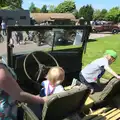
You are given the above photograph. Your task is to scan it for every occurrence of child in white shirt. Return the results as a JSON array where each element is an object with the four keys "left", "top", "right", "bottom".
[
  {"left": 40, "top": 66, "right": 65, "bottom": 96},
  {"left": 30, "top": 67, "right": 65, "bottom": 119}
]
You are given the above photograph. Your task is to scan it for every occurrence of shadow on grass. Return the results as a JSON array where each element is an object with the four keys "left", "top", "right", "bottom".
[{"left": 88, "top": 39, "right": 97, "bottom": 42}]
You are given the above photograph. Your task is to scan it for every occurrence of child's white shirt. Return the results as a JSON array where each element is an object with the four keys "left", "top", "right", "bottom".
[{"left": 41, "top": 80, "right": 64, "bottom": 96}]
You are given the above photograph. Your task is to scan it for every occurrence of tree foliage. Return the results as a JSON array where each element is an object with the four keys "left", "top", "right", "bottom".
[
  {"left": 105, "top": 7, "right": 120, "bottom": 22},
  {"left": 29, "top": 2, "right": 40, "bottom": 13},
  {"left": 55, "top": 0, "right": 76, "bottom": 13},
  {"left": 73, "top": 9, "right": 79, "bottom": 18},
  {"left": 0, "top": 0, "right": 23, "bottom": 9},
  {"left": 93, "top": 9, "right": 101, "bottom": 20},
  {"left": 40, "top": 5, "right": 48, "bottom": 13},
  {"left": 93, "top": 9, "right": 107, "bottom": 20},
  {"left": 48, "top": 5, "right": 56, "bottom": 13},
  {"left": 78, "top": 4, "right": 94, "bottom": 22},
  {"left": 100, "top": 9, "right": 107, "bottom": 19}
]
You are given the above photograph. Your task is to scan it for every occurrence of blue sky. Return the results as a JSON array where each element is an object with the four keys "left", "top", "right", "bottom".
[{"left": 22, "top": 0, "right": 120, "bottom": 10}]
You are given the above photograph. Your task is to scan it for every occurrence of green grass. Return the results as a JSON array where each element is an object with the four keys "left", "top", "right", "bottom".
[
  {"left": 43, "top": 44, "right": 82, "bottom": 51},
  {"left": 82, "top": 34, "right": 120, "bottom": 79}
]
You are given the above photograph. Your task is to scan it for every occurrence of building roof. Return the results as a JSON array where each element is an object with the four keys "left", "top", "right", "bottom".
[{"left": 30, "top": 13, "right": 76, "bottom": 23}]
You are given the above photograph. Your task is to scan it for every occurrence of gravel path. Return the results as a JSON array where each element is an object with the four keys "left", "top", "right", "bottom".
[{"left": 89, "top": 32, "right": 112, "bottom": 39}]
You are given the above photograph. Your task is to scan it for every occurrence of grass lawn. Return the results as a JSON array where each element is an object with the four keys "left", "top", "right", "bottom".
[{"left": 82, "top": 34, "right": 120, "bottom": 79}]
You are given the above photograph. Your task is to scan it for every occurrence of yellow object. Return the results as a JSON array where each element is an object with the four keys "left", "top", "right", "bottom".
[
  {"left": 109, "top": 112, "right": 120, "bottom": 120},
  {"left": 84, "top": 97, "right": 94, "bottom": 106},
  {"left": 82, "top": 107, "right": 120, "bottom": 120},
  {"left": 83, "top": 97, "right": 94, "bottom": 110},
  {"left": 104, "top": 109, "right": 120, "bottom": 119},
  {"left": 64, "top": 86, "right": 73, "bottom": 90}
]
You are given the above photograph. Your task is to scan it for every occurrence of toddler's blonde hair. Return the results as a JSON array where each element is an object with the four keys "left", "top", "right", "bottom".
[{"left": 46, "top": 66, "right": 65, "bottom": 85}]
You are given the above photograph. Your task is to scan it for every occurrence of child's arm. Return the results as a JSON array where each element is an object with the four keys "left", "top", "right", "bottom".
[{"left": 104, "top": 66, "right": 120, "bottom": 79}]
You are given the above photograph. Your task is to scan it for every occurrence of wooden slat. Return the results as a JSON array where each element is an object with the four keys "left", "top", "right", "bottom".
[
  {"left": 101, "top": 108, "right": 117, "bottom": 117},
  {"left": 82, "top": 107, "right": 108, "bottom": 120},
  {"left": 91, "top": 109, "right": 117, "bottom": 120},
  {"left": 90, "top": 107, "right": 108, "bottom": 115},
  {"left": 105, "top": 109, "right": 120, "bottom": 119},
  {"left": 109, "top": 112, "right": 120, "bottom": 120}
]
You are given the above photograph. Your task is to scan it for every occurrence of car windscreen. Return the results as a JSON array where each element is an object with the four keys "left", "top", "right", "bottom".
[
  {"left": 6, "top": 25, "right": 91, "bottom": 67},
  {"left": 9, "top": 27, "right": 86, "bottom": 54}
]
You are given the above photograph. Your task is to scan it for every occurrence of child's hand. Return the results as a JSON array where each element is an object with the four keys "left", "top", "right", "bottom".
[{"left": 90, "top": 89, "right": 94, "bottom": 94}]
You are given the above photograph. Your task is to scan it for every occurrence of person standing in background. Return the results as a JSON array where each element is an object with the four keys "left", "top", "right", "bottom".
[{"left": 1, "top": 20, "right": 6, "bottom": 36}]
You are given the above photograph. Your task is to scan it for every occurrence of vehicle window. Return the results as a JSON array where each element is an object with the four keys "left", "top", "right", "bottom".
[
  {"left": 11, "top": 27, "right": 84, "bottom": 54},
  {"left": 20, "top": 16, "right": 26, "bottom": 20},
  {"left": 7, "top": 18, "right": 14, "bottom": 20}
]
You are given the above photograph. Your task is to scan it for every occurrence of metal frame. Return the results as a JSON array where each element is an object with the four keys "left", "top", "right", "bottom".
[{"left": 7, "top": 25, "right": 91, "bottom": 67}]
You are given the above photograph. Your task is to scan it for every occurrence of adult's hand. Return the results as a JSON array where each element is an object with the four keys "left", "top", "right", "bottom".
[
  {"left": 42, "top": 96, "right": 48, "bottom": 102},
  {"left": 0, "top": 64, "right": 47, "bottom": 104}
]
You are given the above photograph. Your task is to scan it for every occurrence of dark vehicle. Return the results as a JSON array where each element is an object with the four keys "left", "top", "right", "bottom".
[
  {"left": 51, "top": 19, "right": 76, "bottom": 42},
  {"left": 31, "top": 19, "right": 77, "bottom": 46},
  {"left": 92, "top": 22, "right": 120, "bottom": 34},
  {"left": 33, "top": 28, "right": 77, "bottom": 46},
  {"left": 1, "top": 25, "right": 120, "bottom": 120}
]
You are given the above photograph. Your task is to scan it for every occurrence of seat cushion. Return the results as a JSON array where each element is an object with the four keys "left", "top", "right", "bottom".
[
  {"left": 90, "top": 77, "right": 120, "bottom": 104},
  {"left": 42, "top": 85, "right": 90, "bottom": 120}
]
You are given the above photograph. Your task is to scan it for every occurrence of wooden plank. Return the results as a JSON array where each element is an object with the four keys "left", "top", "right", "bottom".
[
  {"left": 86, "top": 108, "right": 117, "bottom": 120},
  {"left": 105, "top": 109, "right": 120, "bottom": 119},
  {"left": 82, "top": 107, "right": 108, "bottom": 120},
  {"left": 109, "top": 112, "right": 120, "bottom": 120}
]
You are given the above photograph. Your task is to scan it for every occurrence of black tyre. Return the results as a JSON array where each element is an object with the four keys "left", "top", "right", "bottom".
[
  {"left": 69, "top": 33, "right": 76, "bottom": 41},
  {"left": 112, "top": 29, "right": 118, "bottom": 34},
  {"left": 92, "top": 29, "right": 98, "bottom": 33}
]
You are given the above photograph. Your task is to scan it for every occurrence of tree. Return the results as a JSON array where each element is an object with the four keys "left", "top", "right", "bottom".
[
  {"left": 29, "top": 2, "right": 40, "bottom": 13},
  {"left": 35, "top": 8, "right": 41, "bottom": 13},
  {"left": 100, "top": 9, "right": 107, "bottom": 20},
  {"left": 105, "top": 7, "right": 120, "bottom": 22},
  {"left": 93, "top": 9, "right": 107, "bottom": 20},
  {"left": 73, "top": 9, "right": 79, "bottom": 19},
  {"left": 48, "top": 5, "right": 56, "bottom": 13},
  {"left": 93, "top": 9, "right": 101, "bottom": 20},
  {"left": 0, "top": 6, "right": 13, "bottom": 10},
  {"left": 0, "top": 0, "right": 23, "bottom": 9},
  {"left": 40, "top": 5, "right": 48, "bottom": 13},
  {"left": 55, "top": 0, "right": 76, "bottom": 13},
  {"left": 29, "top": 2, "right": 36, "bottom": 12},
  {"left": 78, "top": 4, "right": 94, "bottom": 23}
]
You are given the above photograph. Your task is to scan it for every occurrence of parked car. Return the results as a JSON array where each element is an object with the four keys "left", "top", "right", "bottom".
[{"left": 92, "top": 22, "right": 120, "bottom": 34}]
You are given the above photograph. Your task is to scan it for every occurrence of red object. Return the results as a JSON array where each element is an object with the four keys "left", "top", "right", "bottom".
[
  {"left": 94, "top": 78, "right": 97, "bottom": 81},
  {"left": 92, "top": 22, "right": 120, "bottom": 33}
]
